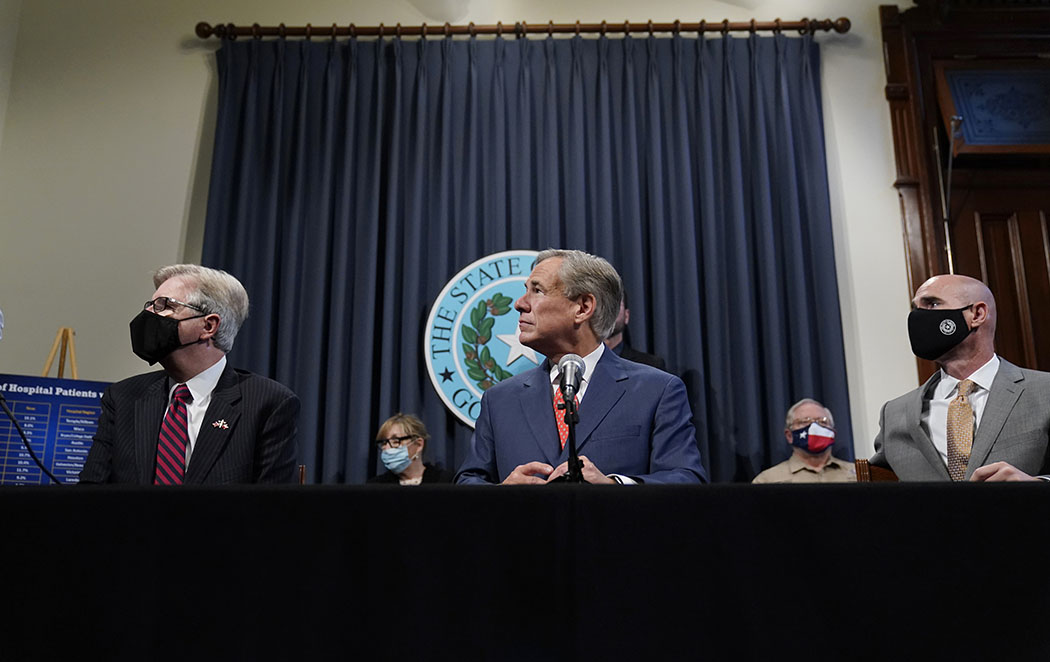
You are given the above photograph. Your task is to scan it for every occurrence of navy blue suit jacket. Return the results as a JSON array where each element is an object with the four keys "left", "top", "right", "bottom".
[{"left": 455, "top": 349, "right": 707, "bottom": 484}]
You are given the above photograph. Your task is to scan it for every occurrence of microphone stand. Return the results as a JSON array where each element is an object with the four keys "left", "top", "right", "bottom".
[{"left": 549, "top": 390, "right": 586, "bottom": 484}]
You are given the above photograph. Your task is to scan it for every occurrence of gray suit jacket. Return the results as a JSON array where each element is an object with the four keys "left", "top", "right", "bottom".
[{"left": 871, "top": 358, "right": 1050, "bottom": 480}]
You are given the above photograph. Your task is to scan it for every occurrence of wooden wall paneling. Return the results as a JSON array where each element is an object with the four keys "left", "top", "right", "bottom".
[
  {"left": 881, "top": 5, "right": 941, "bottom": 296},
  {"left": 949, "top": 171, "right": 1050, "bottom": 371},
  {"left": 1038, "top": 211, "right": 1050, "bottom": 368},
  {"left": 980, "top": 211, "right": 1032, "bottom": 367},
  {"left": 881, "top": 0, "right": 1050, "bottom": 376}
]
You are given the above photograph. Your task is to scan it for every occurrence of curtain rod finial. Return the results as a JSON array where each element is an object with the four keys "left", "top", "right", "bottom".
[
  {"left": 195, "top": 22, "right": 213, "bottom": 39},
  {"left": 834, "top": 17, "right": 851, "bottom": 33}
]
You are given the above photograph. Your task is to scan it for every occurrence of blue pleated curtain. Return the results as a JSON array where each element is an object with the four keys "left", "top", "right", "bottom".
[{"left": 202, "top": 33, "right": 853, "bottom": 483}]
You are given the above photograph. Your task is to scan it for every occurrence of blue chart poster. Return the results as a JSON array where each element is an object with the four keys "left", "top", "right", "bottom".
[{"left": 0, "top": 373, "right": 110, "bottom": 485}]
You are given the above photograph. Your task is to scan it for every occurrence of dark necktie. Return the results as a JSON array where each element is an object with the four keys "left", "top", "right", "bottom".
[{"left": 155, "top": 384, "right": 192, "bottom": 485}]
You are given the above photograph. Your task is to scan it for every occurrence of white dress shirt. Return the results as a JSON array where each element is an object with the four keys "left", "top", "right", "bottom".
[
  {"left": 547, "top": 342, "right": 605, "bottom": 403},
  {"left": 921, "top": 354, "right": 1000, "bottom": 467},
  {"left": 166, "top": 355, "right": 227, "bottom": 468}
]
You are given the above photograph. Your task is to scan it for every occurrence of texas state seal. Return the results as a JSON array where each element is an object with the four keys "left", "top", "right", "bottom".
[{"left": 424, "top": 250, "right": 543, "bottom": 428}]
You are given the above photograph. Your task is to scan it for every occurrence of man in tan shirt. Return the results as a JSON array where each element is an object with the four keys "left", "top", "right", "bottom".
[{"left": 752, "top": 398, "right": 855, "bottom": 484}]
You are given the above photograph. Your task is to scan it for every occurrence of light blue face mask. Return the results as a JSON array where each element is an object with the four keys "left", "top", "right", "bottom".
[{"left": 381, "top": 445, "right": 416, "bottom": 474}]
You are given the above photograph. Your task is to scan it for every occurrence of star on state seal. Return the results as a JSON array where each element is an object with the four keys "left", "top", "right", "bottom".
[{"left": 424, "top": 250, "right": 543, "bottom": 428}]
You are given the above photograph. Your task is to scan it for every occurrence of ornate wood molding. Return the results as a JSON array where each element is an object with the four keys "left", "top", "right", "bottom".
[{"left": 880, "top": 1, "right": 1050, "bottom": 378}]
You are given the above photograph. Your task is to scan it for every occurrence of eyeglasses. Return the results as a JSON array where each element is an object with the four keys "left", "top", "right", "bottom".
[
  {"left": 790, "top": 416, "right": 833, "bottom": 430},
  {"left": 375, "top": 435, "right": 416, "bottom": 450},
  {"left": 144, "top": 296, "right": 207, "bottom": 314}
]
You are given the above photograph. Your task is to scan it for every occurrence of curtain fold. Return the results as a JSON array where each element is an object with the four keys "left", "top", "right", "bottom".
[{"left": 203, "top": 34, "right": 853, "bottom": 483}]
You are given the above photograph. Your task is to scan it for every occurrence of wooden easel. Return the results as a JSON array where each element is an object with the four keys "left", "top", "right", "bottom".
[{"left": 42, "top": 327, "right": 78, "bottom": 379}]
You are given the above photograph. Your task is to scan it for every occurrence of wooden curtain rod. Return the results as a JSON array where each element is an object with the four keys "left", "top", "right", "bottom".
[{"left": 195, "top": 18, "right": 851, "bottom": 41}]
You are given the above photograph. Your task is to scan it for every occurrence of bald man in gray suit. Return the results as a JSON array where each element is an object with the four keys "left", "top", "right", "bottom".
[{"left": 871, "top": 274, "right": 1050, "bottom": 481}]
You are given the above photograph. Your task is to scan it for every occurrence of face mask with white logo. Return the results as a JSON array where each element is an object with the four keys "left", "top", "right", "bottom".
[{"left": 907, "top": 305, "right": 972, "bottom": 361}]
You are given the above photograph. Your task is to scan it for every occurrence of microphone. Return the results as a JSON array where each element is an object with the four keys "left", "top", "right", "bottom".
[
  {"left": 549, "top": 353, "right": 586, "bottom": 484},
  {"left": 557, "top": 354, "right": 585, "bottom": 399}
]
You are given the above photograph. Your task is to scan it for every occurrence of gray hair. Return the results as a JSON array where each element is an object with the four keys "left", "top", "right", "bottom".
[
  {"left": 784, "top": 398, "right": 835, "bottom": 429},
  {"left": 534, "top": 249, "right": 623, "bottom": 341},
  {"left": 153, "top": 264, "right": 249, "bottom": 353}
]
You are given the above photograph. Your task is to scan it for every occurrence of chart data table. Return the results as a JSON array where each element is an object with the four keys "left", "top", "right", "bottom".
[{"left": 0, "top": 373, "right": 110, "bottom": 485}]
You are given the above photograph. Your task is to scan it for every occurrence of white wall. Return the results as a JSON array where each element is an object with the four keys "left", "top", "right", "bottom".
[
  {"left": 0, "top": 0, "right": 22, "bottom": 154},
  {"left": 0, "top": 0, "right": 918, "bottom": 459}
]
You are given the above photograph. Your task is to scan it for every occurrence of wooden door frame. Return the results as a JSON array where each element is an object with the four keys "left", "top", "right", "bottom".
[{"left": 879, "top": 0, "right": 1050, "bottom": 379}]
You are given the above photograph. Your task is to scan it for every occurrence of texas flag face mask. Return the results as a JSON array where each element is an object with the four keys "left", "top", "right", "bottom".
[{"left": 789, "top": 422, "right": 836, "bottom": 455}]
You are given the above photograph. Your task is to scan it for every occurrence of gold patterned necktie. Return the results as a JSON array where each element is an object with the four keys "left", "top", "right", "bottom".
[{"left": 947, "top": 379, "right": 976, "bottom": 481}]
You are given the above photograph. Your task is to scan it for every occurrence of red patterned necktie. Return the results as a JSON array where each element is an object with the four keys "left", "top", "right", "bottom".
[
  {"left": 553, "top": 388, "right": 579, "bottom": 450},
  {"left": 155, "top": 384, "right": 192, "bottom": 485}
]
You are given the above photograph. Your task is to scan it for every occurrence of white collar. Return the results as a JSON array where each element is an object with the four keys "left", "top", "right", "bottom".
[
  {"left": 935, "top": 354, "right": 999, "bottom": 398},
  {"left": 171, "top": 355, "right": 226, "bottom": 401},
  {"left": 548, "top": 343, "right": 605, "bottom": 401}
]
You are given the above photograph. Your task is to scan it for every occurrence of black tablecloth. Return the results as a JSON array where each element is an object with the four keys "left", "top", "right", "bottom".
[{"left": 4, "top": 484, "right": 1049, "bottom": 660}]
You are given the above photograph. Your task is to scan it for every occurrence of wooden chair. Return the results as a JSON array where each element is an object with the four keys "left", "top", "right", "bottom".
[{"left": 855, "top": 458, "right": 899, "bottom": 482}]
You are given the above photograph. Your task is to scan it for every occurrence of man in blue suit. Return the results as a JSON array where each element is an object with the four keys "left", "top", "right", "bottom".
[{"left": 455, "top": 249, "right": 707, "bottom": 485}]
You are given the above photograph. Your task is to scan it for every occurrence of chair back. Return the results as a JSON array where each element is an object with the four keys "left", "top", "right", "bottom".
[{"left": 855, "top": 458, "right": 899, "bottom": 482}]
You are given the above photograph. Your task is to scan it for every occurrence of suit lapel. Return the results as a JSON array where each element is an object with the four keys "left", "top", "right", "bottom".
[
  {"left": 967, "top": 359, "right": 1024, "bottom": 476},
  {"left": 134, "top": 374, "right": 169, "bottom": 484},
  {"left": 184, "top": 365, "right": 241, "bottom": 485},
  {"left": 519, "top": 363, "right": 562, "bottom": 466},
  {"left": 908, "top": 373, "right": 951, "bottom": 481},
  {"left": 564, "top": 351, "right": 627, "bottom": 460}
]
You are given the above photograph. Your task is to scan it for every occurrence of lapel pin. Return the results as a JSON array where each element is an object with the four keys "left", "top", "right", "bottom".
[{"left": 212, "top": 419, "right": 229, "bottom": 430}]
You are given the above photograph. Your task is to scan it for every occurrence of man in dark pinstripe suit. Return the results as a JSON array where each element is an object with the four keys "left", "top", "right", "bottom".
[{"left": 79, "top": 265, "right": 299, "bottom": 485}]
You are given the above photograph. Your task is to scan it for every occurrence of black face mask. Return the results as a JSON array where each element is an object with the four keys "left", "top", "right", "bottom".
[
  {"left": 129, "top": 310, "right": 205, "bottom": 365},
  {"left": 907, "top": 305, "right": 972, "bottom": 361}
]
